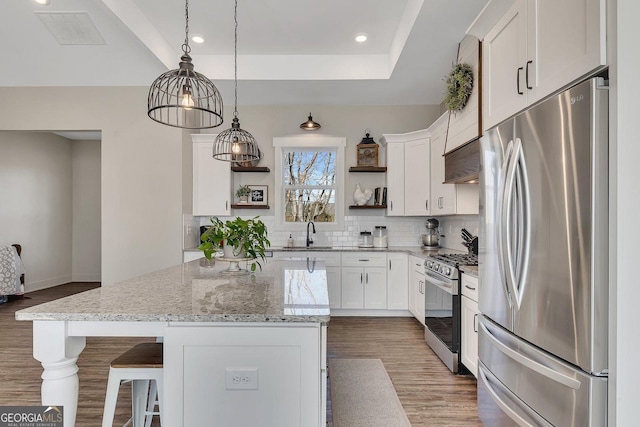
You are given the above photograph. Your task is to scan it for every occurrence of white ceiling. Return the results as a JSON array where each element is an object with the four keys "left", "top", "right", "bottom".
[{"left": 0, "top": 0, "right": 488, "bottom": 105}]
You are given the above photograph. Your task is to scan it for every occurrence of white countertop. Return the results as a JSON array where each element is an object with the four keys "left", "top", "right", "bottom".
[{"left": 16, "top": 259, "right": 330, "bottom": 324}]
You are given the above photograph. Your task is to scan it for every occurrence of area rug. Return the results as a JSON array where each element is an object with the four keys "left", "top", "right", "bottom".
[{"left": 329, "top": 358, "right": 411, "bottom": 427}]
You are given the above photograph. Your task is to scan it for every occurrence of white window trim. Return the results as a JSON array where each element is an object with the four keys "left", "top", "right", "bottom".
[{"left": 273, "top": 135, "right": 346, "bottom": 231}]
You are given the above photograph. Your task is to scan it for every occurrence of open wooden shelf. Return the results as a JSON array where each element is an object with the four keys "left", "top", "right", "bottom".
[
  {"left": 348, "top": 166, "right": 387, "bottom": 173},
  {"left": 231, "top": 204, "right": 270, "bottom": 209},
  {"left": 231, "top": 166, "right": 271, "bottom": 172},
  {"left": 348, "top": 205, "right": 387, "bottom": 209}
]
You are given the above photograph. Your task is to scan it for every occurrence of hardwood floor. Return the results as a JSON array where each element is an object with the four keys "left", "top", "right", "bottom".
[
  {"left": 1, "top": 284, "right": 482, "bottom": 426},
  {"left": 327, "top": 317, "right": 482, "bottom": 427},
  {"left": 0, "top": 283, "right": 157, "bottom": 426}
]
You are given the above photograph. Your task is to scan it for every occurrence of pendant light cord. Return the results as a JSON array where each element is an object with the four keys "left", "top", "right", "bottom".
[
  {"left": 182, "top": 0, "right": 191, "bottom": 55},
  {"left": 233, "top": 0, "right": 238, "bottom": 118}
]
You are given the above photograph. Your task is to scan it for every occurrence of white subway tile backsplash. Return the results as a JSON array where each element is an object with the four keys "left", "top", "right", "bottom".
[{"left": 192, "top": 214, "right": 479, "bottom": 250}]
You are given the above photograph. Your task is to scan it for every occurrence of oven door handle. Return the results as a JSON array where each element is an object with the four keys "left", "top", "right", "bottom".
[{"left": 424, "top": 270, "right": 455, "bottom": 293}]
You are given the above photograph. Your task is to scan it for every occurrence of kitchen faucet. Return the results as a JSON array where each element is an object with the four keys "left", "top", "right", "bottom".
[{"left": 306, "top": 221, "right": 316, "bottom": 247}]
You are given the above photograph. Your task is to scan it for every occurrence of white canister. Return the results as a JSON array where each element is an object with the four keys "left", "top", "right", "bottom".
[{"left": 373, "top": 226, "right": 388, "bottom": 248}]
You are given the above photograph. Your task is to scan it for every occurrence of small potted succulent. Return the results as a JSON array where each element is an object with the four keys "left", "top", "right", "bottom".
[
  {"left": 198, "top": 216, "right": 270, "bottom": 271},
  {"left": 236, "top": 185, "right": 252, "bottom": 204}
]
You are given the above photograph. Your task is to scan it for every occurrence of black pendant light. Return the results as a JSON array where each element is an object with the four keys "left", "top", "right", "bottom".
[
  {"left": 212, "top": 0, "right": 261, "bottom": 162},
  {"left": 300, "top": 113, "right": 321, "bottom": 131},
  {"left": 147, "top": 0, "right": 223, "bottom": 129}
]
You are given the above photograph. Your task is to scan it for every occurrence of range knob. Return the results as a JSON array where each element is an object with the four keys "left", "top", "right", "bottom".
[
  {"left": 433, "top": 263, "right": 440, "bottom": 271},
  {"left": 444, "top": 267, "right": 452, "bottom": 275}
]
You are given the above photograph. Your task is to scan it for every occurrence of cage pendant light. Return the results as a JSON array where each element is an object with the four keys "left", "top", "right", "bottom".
[
  {"left": 212, "top": 0, "right": 261, "bottom": 162},
  {"left": 147, "top": 0, "right": 223, "bottom": 129}
]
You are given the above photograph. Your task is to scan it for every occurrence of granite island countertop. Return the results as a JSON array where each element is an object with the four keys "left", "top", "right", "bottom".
[{"left": 16, "top": 259, "right": 330, "bottom": 324}]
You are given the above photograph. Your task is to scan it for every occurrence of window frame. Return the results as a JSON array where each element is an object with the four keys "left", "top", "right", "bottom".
[{"left": 273, "top": 136, "right": 346, "bottom": 231}]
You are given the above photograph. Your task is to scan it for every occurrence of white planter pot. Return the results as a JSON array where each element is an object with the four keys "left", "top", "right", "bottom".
[{"left": 223, "top": 244, "right": 247, "bottom": 259}]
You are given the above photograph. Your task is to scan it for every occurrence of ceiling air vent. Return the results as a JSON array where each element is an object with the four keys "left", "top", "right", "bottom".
[{"left": 36, "top": 12, "right": 106, "bottom": 45}]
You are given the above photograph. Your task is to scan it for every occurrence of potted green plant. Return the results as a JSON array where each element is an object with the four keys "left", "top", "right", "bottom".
[
  {"left": 236, "top": 185, "right": 252, "bottom": 204},
  {"left": 198, "top": 216, "right": 270, "bottom": 271}
]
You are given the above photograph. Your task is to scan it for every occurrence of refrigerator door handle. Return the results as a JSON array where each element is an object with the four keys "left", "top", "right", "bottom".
[
  {"left": 480, "top": 320, "right": 581, "bottom": 390},
  {"left": 497, "top": 140, "right": 515, "bottom": 306},
  {"left": 502, "top": 138, "right": 531, "bottom": 310},
  {"left": 478, "top": 364, "right": 553, "bottom": 427}
]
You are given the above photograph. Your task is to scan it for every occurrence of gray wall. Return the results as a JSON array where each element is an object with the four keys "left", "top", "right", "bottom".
[
  {"left": 0, "top": 131, "right": 100, "bottom": 289},
  {"left": 71, "top": 139, "right": 101, "bottom": 282},
  {"left": 0, "top": 87, "right": 182, "bottom": 285}
]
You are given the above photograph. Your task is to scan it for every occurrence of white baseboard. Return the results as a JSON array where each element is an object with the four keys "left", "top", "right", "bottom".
[
  {"left": 72, "top": 274, "right": 101, "bottom": 282},
  {"left": 330, "top": 309, "right": 413, "bottom": 317},
  {"left": 26, "top": 275, "right": 73, "bottom": 292}
]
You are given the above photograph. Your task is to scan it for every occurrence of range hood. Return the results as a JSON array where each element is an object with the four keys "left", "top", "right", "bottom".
[
  {"left": 444, "top": 138, "right": 479, "bottom": 184},
  {"left": 442, "top": 34, "right": 481, "bottom": 184}
]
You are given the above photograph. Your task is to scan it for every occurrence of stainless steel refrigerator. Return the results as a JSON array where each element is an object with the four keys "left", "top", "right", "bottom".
[{"left": 478, "top": 77, "right": 609, "bottom": 426}]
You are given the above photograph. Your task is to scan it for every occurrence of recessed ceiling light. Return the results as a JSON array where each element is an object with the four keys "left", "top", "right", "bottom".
[
  {"left": 355, "top": 33, "right": 368, "bottom": 43},
  {"left": 34, "top": 0, "right": 50, "bottom": 4},
  {"left": 191, "top": 35, "right": 205, "bottom": 44}
]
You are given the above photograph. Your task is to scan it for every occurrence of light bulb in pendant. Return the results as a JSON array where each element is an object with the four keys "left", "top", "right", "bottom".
[
  {"left": 181, "top": 85, "right": 194, "bottom": 110},
  {"left": 231, "top": 136, "right": 241, "bottom": 154}
]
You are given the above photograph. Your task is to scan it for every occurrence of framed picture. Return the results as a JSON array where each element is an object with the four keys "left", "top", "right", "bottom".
[
  {"left": 357, "top": 143, "right": 379, "bottom": 166},
  {"left": 248, "top": 185, "right": 268, "bottom": 205}
]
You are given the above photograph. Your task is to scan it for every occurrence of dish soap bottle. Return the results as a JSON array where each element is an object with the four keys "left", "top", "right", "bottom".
[{"left": 287, "top": 234, "right": 295, "bottom": 248}]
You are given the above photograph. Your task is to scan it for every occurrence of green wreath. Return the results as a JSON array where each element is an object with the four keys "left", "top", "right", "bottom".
[{"left": 444, "top": 63, "right": 474, "bottom": 112}]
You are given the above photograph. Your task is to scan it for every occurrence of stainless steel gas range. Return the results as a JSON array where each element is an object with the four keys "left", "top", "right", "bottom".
[{"left": 423, "top": 252, "right": 478, "bottom": 373}]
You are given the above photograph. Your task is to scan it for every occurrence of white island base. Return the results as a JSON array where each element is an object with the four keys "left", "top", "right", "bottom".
[
  {"left": 18, "top": 259, "right": 330, "bottom": 427},
  {"left": 165, "top": 323, "right": 326, "bottom": 426}
]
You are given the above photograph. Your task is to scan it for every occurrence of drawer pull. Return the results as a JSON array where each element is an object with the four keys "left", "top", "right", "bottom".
[
  {"left": 465, "top": 284, "right": 476, "bottom": 291},
  {"left": 358, "top": 259, "right": 370, "bottom": 262}
]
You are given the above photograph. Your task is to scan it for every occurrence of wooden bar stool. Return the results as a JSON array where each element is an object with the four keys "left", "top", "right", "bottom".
[{"left": 102, "top": 343, "right": 163, "bottom": 427}]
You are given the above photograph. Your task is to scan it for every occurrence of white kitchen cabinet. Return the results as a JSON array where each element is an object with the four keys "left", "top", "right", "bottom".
[
  {"left": 385, "top": 142, "right": 405, "bottom": 216},
  {"left": 482, "top": 0, "right": 528, "bottom": 130},
  {"left": 382, "top": 129, "right": 430, "bottom": 217},
  {"left": 272, "top": 252, "right": 341, "bottom": 309},
  {"left": 409, "top": 256, "right": 426, "bottom": 326},
  {"left": 341, "top": 267, "right": 365, "bottom": 309},
  {"left": 461, "top": 273, "right": 479, "bottom": 377},
  {"left": 192, "top": 134, "right": 231, "bottom": 216},
  {"left": 483, "top": 0, "right": 606, "bottom": 130},
  {"left": 387, "top": 253, "right": 408, "bottom": 310},
  {"left": 404, "top": 138, "right": 430, "bottom": 216},
  {"left": 341, "top": 253, "right": 387, "bottom": 310},
  {"left": 429, "top": 113, "right": 480, "bottom": 216}
]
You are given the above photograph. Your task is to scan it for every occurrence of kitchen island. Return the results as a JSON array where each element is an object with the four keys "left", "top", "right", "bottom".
[{"left": 16, "top": 258, "right": 330, "bottom": 427}]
